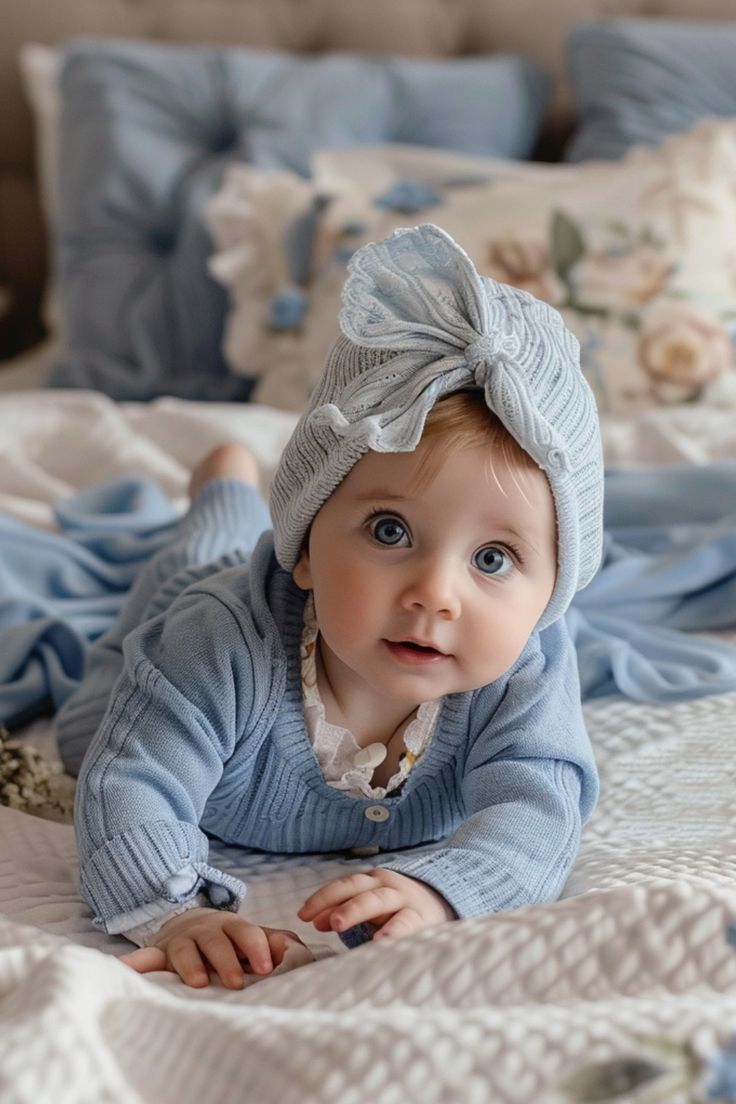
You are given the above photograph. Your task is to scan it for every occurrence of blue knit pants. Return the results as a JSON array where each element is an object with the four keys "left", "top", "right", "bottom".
[{"left": 55, "top": 480, "right": 270, "bottom": 775}]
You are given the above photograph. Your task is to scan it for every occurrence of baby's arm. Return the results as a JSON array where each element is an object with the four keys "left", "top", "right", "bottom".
[
  {"left": 377, "top": 619, "right": 598, "bottom": 925},
  {"left": 74, "top": 575, "right": 273, "bottom": 938},
  {"left": 300, "top": 619, "right": 598, "bottom": 944}
]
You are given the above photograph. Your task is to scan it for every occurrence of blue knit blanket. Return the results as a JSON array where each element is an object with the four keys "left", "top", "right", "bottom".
[{"left": 2, "top": 464, "right": 736, "bottom": 728}]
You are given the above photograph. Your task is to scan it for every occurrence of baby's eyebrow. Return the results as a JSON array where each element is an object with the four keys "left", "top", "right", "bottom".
[
  {"left": 494, "top": 525, "right": 534, "bottom": 548},
  {"left": 479, "top": 521, "right": 545, "bottom": 557},
  {"left": 354, "top": 490, "right": 408, "bottom": 502}
]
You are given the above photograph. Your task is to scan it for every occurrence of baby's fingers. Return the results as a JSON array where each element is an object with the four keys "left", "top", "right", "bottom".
[
  {"left": 167, "top": 936, "right": 212, "bottom": 988},
  {"left": 325, "top": 886, "right": 404, "bottom": 934},
  {"left": 373, "top": 908, "right": 423, "bottom": 941},
  {"left": 119, "top": 946, "right": 169, "bottom": 974},
  {"left": 307, "top": 906, "right": 341, "bottom": 933},
  {"left": 265, "top": 928, "right": 305, "bottom": 967},
  {"left": 226, "top": 922, "right": 274, "bottom": 978},
  {"left": 298, "top": 873, "right": 378, "bottom": 921}
]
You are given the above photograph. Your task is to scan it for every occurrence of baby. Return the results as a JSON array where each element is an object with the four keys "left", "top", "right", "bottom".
[{"left": 58, "top": 224, "right": 603, "bottom": 989}]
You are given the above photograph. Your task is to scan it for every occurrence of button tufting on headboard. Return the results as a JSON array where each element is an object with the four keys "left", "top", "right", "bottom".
[
  {"left": 208, "top": 126, "right": 238, "bottom": 156},
  {"left": 147, "top": 228, "right": 177, "bottom": 255},
  {"left": 52, "top": 38, "right": 548, "bottom": 398}
]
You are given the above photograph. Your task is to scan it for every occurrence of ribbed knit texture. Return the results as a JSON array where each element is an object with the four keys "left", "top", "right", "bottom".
[
  {"left": 270, "top": 224, "right": 604, "bottom": 629},
  {"left": 73, "top": 526, "right": 599, "bottom": 942}
]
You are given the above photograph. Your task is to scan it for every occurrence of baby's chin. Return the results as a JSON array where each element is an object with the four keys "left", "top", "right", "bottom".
[
  {"left": 369, "top": 666, "right": 510, "bottom": 704},
  {"left": 436, "top": 663, "right": 519, "bottom": 697}
]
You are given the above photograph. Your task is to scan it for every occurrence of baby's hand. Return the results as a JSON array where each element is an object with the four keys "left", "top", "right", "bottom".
[
  {"left": 119, "top": 908, "right": 307, "bottom": 989},
  {"left": 298, "top": 868, "right": 456, "bottom": 942}
]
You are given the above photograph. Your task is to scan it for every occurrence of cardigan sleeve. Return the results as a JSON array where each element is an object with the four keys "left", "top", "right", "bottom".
[
  {"left": 74, "top": 579, "right": 274, "bottom": 932},
  {"left": 378, "top": 618, "right": 599, "bottom": 923}
]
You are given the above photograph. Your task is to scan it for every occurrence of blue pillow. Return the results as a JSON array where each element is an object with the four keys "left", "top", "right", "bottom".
[
  {"left": 566, "top": 18, "right": 736, "bottom": 163},
  {"left": 52, "top": 38, "right": 549, "bottom": 401}
]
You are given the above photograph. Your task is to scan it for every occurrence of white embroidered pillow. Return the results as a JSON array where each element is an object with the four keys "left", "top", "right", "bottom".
[{"left": 207, "top": 123, "right": 736, "bottom": 414}]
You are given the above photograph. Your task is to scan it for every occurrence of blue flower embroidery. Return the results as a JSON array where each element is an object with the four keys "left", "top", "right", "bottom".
[
  {"left": 706, "top": 1038, "right": 736, "bottom": 1100},
  {"left": 334, "top": 246, "right": 358, "bottom": 266},
  {"left": 374, "top": 179, "right": 442, "bottom": 214},
  {"left": 268, "top": 287, "right": 307, "bottom": 331},
  {"left": 341, "top": 220, "right": 367, "bottom": 236}
]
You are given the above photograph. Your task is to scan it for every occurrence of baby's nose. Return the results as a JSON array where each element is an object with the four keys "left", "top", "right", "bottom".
[{"left": 400, "top": 558, "right": 462, "bottom": 619}]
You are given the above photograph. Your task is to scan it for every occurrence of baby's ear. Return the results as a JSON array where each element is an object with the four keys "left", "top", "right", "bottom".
[{"left": 292, "top": 547, "right": 313, "bottom": 591}]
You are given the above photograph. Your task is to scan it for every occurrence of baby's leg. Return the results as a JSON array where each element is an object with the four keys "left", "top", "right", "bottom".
[
  {"left": 56, "top": 444, "right": 270, "bottom": 775},
  {"left": 188, "top": 441, "right": 260, "bottom": 496}
]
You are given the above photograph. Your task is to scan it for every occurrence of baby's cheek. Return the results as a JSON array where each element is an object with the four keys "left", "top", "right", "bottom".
[
  {"left": 318, "top": 569, "right": 377, "bottom": 639},
  {"left": 337, "top": 584, "right": 379, "bottom": 634},
  {"left": 333, "top": 564, "right": 377, "bottom": 611},
  {"left": 473, "top": 611, "right": 533, "bottom": 682}
]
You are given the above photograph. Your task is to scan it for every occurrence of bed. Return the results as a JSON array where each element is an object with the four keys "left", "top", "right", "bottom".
[{"left": 3, "top": 3, "right": 736, "bottom": 1103}]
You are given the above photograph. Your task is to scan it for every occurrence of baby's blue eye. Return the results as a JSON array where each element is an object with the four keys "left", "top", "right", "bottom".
[
  {"left": 371, "top": 516, "right": 407, "bottom": 546},
  {"left": 473, "top": 546, "right": 508, "bottom": 575}
]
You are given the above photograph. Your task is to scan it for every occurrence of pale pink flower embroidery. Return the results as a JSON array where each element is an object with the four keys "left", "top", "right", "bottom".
[
  {"left": 483, "top": 239, "right": 565, "bottom": 306},
  {"left": 638, "top": 301, "right": 733, "bottom": 402}
]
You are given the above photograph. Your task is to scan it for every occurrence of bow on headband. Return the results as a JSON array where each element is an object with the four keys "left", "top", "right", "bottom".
[{"left": 308, "top": 224, "right": 570, "bottom": 472}]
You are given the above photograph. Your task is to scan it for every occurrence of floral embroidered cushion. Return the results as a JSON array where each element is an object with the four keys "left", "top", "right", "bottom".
[{"left": 206, "top": 122, "right": 736, "bottom": 415}]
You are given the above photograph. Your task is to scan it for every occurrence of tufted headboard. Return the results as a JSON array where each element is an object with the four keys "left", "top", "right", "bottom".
[{"left": 2, "top": 0, "right": 735, "bottom": 359}]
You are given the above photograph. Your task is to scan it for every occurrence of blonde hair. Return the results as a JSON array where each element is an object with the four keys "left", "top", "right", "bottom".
[{"left": 413, "top": 390, "right": 541, "bottom": 499}]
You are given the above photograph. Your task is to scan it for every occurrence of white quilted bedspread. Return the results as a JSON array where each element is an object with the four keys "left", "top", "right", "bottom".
[
  {"left": 2, "top": 390, "right": 736, "bottom": 1102},
  {"left": 3, "top": 692, "right": 736, "bottom": 1104}
]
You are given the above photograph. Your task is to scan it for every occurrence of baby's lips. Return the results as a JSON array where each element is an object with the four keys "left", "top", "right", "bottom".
[
  {"left": 386, "top": 636, "right": 447, "bottom": 654},
  {"left": 384, "top": 639, "right": 451, "bottom": 663}
]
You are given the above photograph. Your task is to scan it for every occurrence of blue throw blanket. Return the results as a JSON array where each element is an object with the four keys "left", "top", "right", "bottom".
[
  {"left": 0, "top": 480, "right": 177, "bottom": 727},
  {"left": 570, "top": 464, "right": 736, "bottom": 700},
  {"left": 2, "top": 464, "right": 736, "bottom": 728}
]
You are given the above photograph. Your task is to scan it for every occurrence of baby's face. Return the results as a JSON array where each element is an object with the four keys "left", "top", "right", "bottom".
[{"left": 292, "top": 439, "right": 557, "bottom": 711}]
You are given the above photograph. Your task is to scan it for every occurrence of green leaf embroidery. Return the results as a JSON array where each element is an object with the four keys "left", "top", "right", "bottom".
[
  {"left": 551, "top": 211, "right": 586, "bottom": 280},
  {"left": 638, "top": 226, "right": 665, "bottom": 250},
  {"left": 606, "top": 220, "right": 630, "bottom": 240},
  {"left": 563, "top": 1057, "right": 666, "bottom": 1102}
]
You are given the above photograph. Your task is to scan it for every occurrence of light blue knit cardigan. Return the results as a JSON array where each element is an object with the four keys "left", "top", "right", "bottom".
[{"left": 74, "top": 528, "right": 598, "bottom": 947}]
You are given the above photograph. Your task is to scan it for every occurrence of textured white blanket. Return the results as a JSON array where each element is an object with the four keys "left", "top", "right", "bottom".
[
  {"left": 3, "top": 692, "right": 736, "bottom": 1103},
  {"left": 2, "top": 389, "right": 736, "bottom": 1103}
]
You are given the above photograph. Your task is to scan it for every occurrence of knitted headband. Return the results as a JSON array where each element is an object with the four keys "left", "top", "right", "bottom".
[{"left": 270, "top": 224, "right": 603, "bottom": 628}]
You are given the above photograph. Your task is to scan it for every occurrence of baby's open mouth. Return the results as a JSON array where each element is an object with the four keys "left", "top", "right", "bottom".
[{"left": 384, "top": 639, "right": 449, "bottom": 664}]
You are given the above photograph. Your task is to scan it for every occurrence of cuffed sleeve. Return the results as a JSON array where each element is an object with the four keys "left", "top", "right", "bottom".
[{"left": 80, "top": 821, "right": 246, "bottom": 933}]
